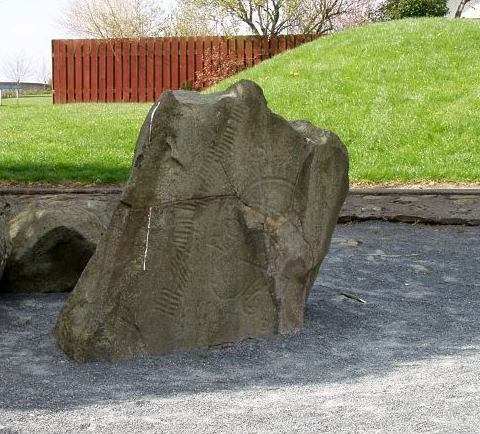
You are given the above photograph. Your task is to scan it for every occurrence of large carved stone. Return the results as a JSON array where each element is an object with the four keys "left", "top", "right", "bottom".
[
  {"left": 54, "top": 80, "right": 349, "bottom": 362},
  {"left": 1, "top": 198, "right": 113, "bottom": 293}
]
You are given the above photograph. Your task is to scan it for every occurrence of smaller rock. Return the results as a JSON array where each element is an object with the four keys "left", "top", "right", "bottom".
[
  {"left": 410, "top": 264, "right": 432, "bottom": 275},
  {"left": 332, "top": 237, "right": 363, "bottom": 247},
  {"left": 1, "top": 197, "right": 114, "bottom": 293}
]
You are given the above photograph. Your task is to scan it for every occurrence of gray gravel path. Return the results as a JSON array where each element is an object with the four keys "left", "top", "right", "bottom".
[{"left": 1, "top": 222, "right": 479, "bottom": 433}]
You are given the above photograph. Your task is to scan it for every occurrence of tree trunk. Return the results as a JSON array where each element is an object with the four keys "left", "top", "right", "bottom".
[{"left": 455, "top": 0, "right": 472, "bottom": 18}]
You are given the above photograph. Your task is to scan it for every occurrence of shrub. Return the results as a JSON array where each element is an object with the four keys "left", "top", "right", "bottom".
[
  {"left": 374, "top": 0, "right": 448, "bottom": 20},
  {"left": 193, "top": 45, "right": 246, "bottom": 90}
]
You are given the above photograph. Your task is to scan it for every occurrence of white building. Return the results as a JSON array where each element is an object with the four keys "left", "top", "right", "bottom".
[{"left": 448, "top": 0, "right": 480, "bottom": 18}]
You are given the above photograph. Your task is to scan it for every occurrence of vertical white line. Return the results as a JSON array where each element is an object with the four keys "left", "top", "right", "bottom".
[
  {"left": 143, "top": 207, "right": 153, "bottom": 271},
  {"left": 148, "top": 101, "right": 161, "bottom": 144}
]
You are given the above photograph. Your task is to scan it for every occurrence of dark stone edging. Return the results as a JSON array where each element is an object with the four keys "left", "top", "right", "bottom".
[
  {"left": 350, "top": 188, "right": 480, "bottom": 196},
  {"left": 1, "top": 187, "right": 479, "bottom": 196},
  {"left": 1, "top": 187, "right": 479, "bottom": 226},
  {"left": 338, "top": 215, "right": 480, "bottom": 226},
  {"left": 0, "top": 187, "right": 124, "bottom": 195},
  {"left": 341, "top": 189, "right": 480, "bottom": 226}
]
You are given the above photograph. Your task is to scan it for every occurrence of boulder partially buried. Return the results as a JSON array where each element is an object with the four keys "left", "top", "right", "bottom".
[
  {"left": 54, "top": 80, "right": 349, "bottom": 362},
  {"left": 1, "top": 198, "right": 113, "bottom": 293}
]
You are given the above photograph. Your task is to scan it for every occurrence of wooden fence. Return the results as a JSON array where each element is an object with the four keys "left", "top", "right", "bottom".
[{"left": 52, "top": 35, "right": 317, "bottom": 104}]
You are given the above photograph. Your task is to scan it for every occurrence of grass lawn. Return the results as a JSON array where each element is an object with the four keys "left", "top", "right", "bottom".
[
  {"left": 1, "top": 18, "right": 479, "bottom": 183},
  {"left": 0, "top": 95, "right": 149, "bottom": 183}
]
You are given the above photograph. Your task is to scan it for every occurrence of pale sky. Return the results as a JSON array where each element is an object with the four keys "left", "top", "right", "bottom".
[
  {"left": 0, "top": 0, "right": 71, "bottom": 82},
  {"left": 0, "top": 0, "right": 175, "bottom": 82}
]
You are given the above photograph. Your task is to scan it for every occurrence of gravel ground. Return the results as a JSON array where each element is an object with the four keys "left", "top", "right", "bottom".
[{"left": 1, "top": 221, "right": 479, "bottom": 433}]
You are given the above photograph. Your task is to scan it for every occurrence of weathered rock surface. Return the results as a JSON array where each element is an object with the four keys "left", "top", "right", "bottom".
[
  {"left": 1, "top": 197, "right": 113, "bottom": 293},
  {"left": 0, "top": 201, "right": 11, "bottom": 280},
  {"left": 54, "top": 80, "right": 349, "bottom": 362}
]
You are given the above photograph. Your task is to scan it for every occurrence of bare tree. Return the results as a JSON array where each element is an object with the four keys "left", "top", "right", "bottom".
[
  {"left": 334, "top": 0, "right": 376, "bottom": 30},
  {"left": 455, "top": 0, "right": 472, "bottom": 17},
  {"left": 184, "top": 0, "right": 304, "bottom": 36},
  {"left": 291, "top": 0, "right": 353, "bottom": 35},
  {"left": 165, "top": 0, "right": 239, "bottom": 36},
  {"left": 59, "top": 0, "right": 167, "bottom": 38},
  {"left": 177, "top": 0, "right": 368, "bottom": 37},
  {"left": 37, "top": 58, "right": 51, "bottom": 86},
  {"left": 2, "top": 52, "right": 32, "bottom": 83}
]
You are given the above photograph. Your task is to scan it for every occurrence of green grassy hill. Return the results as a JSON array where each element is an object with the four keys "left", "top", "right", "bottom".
[
  {"left": 1, "top": 18, "right": 478, "bottom": 183},
  {"left": 212, "top": 18, "right": 480, "bottom": 182}
]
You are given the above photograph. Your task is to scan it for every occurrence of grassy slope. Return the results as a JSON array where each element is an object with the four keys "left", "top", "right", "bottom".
[
  {"left": 0, "top": 18, "right": 478, "bottom": 183},
  {"left": 212, "top": 18, "right": 480, "bottom": 182}
]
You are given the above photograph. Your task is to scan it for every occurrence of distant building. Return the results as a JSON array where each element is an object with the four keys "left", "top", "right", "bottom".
[
  {"left": 0, "top": 81, "right": 49, "bottom": 90},
  {"left": 448, "top": 0, "right": 480, "bottom": 18}
]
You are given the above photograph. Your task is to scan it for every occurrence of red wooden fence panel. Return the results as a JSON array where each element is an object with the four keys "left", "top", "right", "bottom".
[
  {"left": 52, "top": 34, "right": 317, "bottom": 103},
  {"left": 195, "top": 37, "right": 204, "bottom": 89},
  {"left": 269, "top": 37, "right": 277, "bottom": 58},
  {"left": 154, "top": 39, "right": 163, "bottom": 99},
  {"left": 52, "top": 40, "right": 66, "bottom": 103},
  {"left": 187, "top": 36, "right": 195, "bottom": 88},
  {"left": 287, "top": 35, "right": 295, "bottom": 50},
  {"left": 74, "top": 40, "right": 82, "bottom": 102},
  {"left": 66, "top": 40, "right": 74, "bottom": 103},
  {"left": 278, "top": 35, "right": 286, "bottom": 54},
  {"left": 296, "top": 34, "right": 304, "bottom": 46},
  {"left": 202, "top": 37, "right": 211, "bottom": 88},
  {"left": 91, "top": 41, "right": 98, "bottom": 102},
  {"left": 179, "top": 37, "right": 187, "bottom": 89},
  {"left": 237, "top": 37, "right": 244, "bottom": 72},
  {"left": 83, "top": 40, "right": 91, "bottom": 102},
  {"left": 171, "top": 37, "right": 179, "bottom": 90},
  {"left": 138, "top": 40, "right": 146, "bottom": 103},
  {"left": 219, "top": 37, "right": 227, "bottom": 63},
  {"left": 163, "top": 38, "right": 171, "bottom": 91},
  {"left": 98, "top": 42, "right": 106, "bottom": 102},
  {"left": 114, "top": 40, "right": 122, "bottom": 103},
  {"left": 122, "top": 40, "right": 130, "bottom": 102},
  {"left": 253, "top": 37, "right": 261, "bottom": 65},
  {"left": 227, "top": 37, "right": 235, "bottom": 67},
  {"left": 261, "top": 37, "right": 269, "bottom": 61},
  {"left": 212, "top": 36, "right": 220, "bottom": 74},
  {"left": 245, "top": 37, "right": 253, "bottom": 68},
  {"left": 147, "top": 39, "right": 155, "bottom": 101},
  {"left": 130, "top": 41, "right": 138, "bottom": 102},
  {"left": 106, "top": 42, "right": 114, "bottom": 102}
]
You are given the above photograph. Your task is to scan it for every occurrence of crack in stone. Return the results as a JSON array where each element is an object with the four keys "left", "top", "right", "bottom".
[
  {"left": 136, "top": 194, "right": 239, "bottom": 210},
  {"left": 119, "top": 199, "right": 132, "bottom": 208}
]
